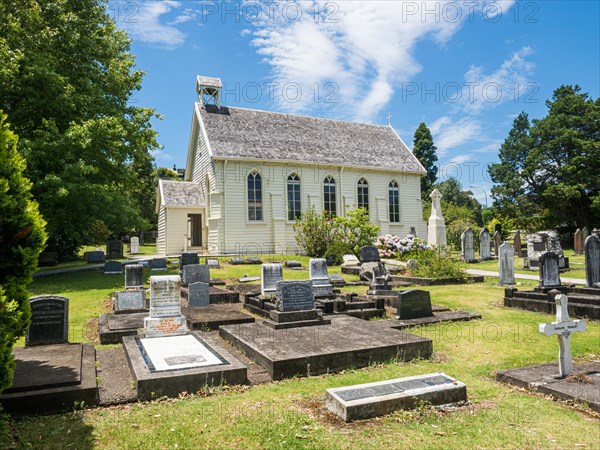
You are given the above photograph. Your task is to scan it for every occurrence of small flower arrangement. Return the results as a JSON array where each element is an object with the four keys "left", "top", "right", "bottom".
[{"left": 374, "top": 234, "right": 428, "bottom": 259}]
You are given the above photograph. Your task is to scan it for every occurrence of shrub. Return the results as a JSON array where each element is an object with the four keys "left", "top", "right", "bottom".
[
  {"left": 293, "top": 208, "right": 334, "bottom": 257},
  {"left": 0, "top": 113, "right": 47, "bottom": 393},
  {"left": 375, "top": 234, "right": 428, "bottom": 259},
  {"left": 324, "top": 241, "right": 353, "bottom": 265},
  {"left": 332, "top": 208, "right": 380, "bottom": 255},
  {"left": 408, "top": 249, "right": 468, "bottom": 280}
]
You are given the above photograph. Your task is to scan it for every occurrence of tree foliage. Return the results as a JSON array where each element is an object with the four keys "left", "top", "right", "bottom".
[
  {"left": 0, "top": 113, "right": 47, "bottom": 392},
  {"left": 413, "top": 123, "right": 439, "bottom": 200},
  {"left": 489, "top": 85, "right": 600, "bottom": 230},
  {"left": 0, "top": 0, "right": 161, "bottom": 257}
]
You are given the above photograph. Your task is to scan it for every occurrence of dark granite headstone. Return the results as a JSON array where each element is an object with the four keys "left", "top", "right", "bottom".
[
  {"left": 179, "top": 252, "right": 199, "bottom": 271},
  {"left": 86, "top": 250, "right": 105, "bottom": 263},
  {"left": 115, "top": 290, "right": 145, "bottom": 311},
  {"left": 149, "top": 258, "right": 167, "bottom": 270},
  {"left": 26, "top": 296, "right": 69, "bottom": 346},
  {"left": 125, "top": 264, "right": 144, "bottom": 289},
  {"left": 359, "top": 246, "right": 380, "bottom": 263},
  {"left": 188, "top": 282, "right": 210, "bottom": 307},
  {"left": 246, "top": 257, "right": 262, "bottom": 264},
  {"left": 276, "top": 280, "right": 315, "bottom": 312},
  {"left": 396, "top": 290, "right": 433, "bottom": 319},
  {"left": 540, "top": 252, "right": 561, "bottom": 287},
  {"left": 205, "top": 258, "right": 220, "bottom": 269},
  {"left": 106, "top": 240, "right": 124, "bottom": 259},
  {"left": 585, "top": 235, "right": 600, "bottom": 288},
  {"left": 285, "top": 260, "right": 302, "bottom": 268},
  {"left": 182, "top": 264, "right": 210, "bottom": 285},
  {"left": 104, "top": 260, "right": 123, "bottom": 274}
]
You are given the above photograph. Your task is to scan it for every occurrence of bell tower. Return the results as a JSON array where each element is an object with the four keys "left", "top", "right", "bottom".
[{"left": 196, "top": 75, "right": 222, "bottom": 109}]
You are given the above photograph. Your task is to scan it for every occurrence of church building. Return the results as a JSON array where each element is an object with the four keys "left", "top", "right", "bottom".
[{"left": 156, "top": 75, "right": 427, "bottom": 256}]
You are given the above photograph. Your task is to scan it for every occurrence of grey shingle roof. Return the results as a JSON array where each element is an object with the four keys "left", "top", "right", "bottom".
[
  {"left": 160, "top": 180, "right": 205, "bottom": 207},
  {"left": 198, "top": 105, "right": 425, "bottom": 174}
]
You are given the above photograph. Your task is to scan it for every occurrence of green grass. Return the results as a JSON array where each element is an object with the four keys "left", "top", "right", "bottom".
[{"left": 2, "top": 256, "right": 599, "bottom": 449}]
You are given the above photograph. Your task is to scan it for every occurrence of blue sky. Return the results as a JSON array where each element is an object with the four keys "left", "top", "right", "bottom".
[{"left": 109, "top": 1, "right": 599, "bottom": 205}]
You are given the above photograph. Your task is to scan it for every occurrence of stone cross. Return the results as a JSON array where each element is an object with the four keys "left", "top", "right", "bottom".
[
  {"left": 539, "top": 293, "right": 587, "bottom": 377},
  {"left": 427, "top": 189, "right": 447, "bottom": 248}
]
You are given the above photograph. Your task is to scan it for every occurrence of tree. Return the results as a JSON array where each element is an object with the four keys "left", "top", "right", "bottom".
[
  {"left": 0, "top": 113, "right": 47, "bottom": 392},
  {"left": 0, "top": 0, "right": 161, "bottom": 257},
  {"left": 413, "top": 123, "right": 438, "bottom": 200},
  {"left": 489, "top": 86, "right": 600, "bottom": 230}
]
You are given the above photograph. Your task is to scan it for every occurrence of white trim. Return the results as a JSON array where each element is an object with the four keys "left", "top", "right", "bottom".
[{"left": 389, "top": 125, "right": 427, "bottom": 176}]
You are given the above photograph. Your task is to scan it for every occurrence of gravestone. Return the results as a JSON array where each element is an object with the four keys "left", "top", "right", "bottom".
[
  {"left": 498, "top": 242, "right": 515, "bottom": 285},
  {"left": 513, "top": 230, "right": 522, "bottom": 257},
  {"left": 26, "top": 296, "right": 69, "bottom": 346},
  {"left": 585, "top": 235, "right": 600, "bottom": 288},
  {"left": 328, "top": 273, "right": 346, "bottom": 286},
  {"left": 179, "top": 252, "right": 199, "bottom": 271},
  {"left": 461, "top": 227, "right": 475, "bottom": 262},
  {"left": 86, "top": 250, "right": 105, "bottom": 263},
  {"left": 342, "top": 254, "right": 360, "bottom": 266},
  {"left": 359, "top": 246, "right": 380, "bottom": 263},
  {"left": 130, "top": 236, "right": 140, "bottom": 254},
  {"left": 125, "top": 264, "right": 144, "bottom": 289},
  {"left": 479, "top": 229, "right": 491, "bottom": 260},
  {"left": 582, "top": 226, "right": 590, "bottom": 244},
  {"left": 540, "top": 252, "right": 561, "bottom": 287},
  {"left": 230, "top": 257, "right": 244, "bottom": 265},
  {"left": 539, "top": 293, "right": 587, "bottom": 377},
  {"left": 149, "top": 258, "right": 167, "bottom": 270},
  {"left": 525, "top": 230, "right": 568, "bottom": 269},
  {"left": 106, "top": 240, "right": 124, "bottom": 259},
  {"left": 144, "top": 275, "right": 187, "bottom": 337},
  {"left": 284, "top": 260, "right": 302, "bottom": 268},
  {"left": 493, "top": 230, "right": 502, "bottom": 256},
  {"left": 309, "top": 258, "right": 333, "bottom": 296},
  {"left": 188, "top": 282, "right": 210, "bottom": 307},
  {"left": 427, "top": 189, "right": 447, "bottom": 247},
  {"left": 494, "top": 223, "right": 502, "bottom": 236},
  {"left": 182, "top": 264, "right": 210, "bottom": 285},
  {"left": 206, "top": 258, "right": 220, "bottom": 269},
  {"left": 573, "top": 228, "right": 584, "bottom": 255},
  {"left": 115, "top": 290, "right": 145, "bottom": 312},
  {"left": 275, "top": 280, "right": 315, "bottom": 312},
  {"left": 104, "top": 260, "right": 123, "bottom": 274},
  {"left": 261, "top": 263, "right": 283, "bottom": 296},
  {"left": 396, "top": 290, "right": 433, "bottom": 319},
  {"left": 409, "top": 226, "right": 417, "bottom": 237}
]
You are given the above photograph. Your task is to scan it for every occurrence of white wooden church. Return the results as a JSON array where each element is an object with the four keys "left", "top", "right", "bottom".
[{"left": 156, "top": 75, "right": 427, "bottom": 255}]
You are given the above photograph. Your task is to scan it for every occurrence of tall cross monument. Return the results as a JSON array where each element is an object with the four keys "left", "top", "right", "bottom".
[{"left": 539, "top": 292, "right": 587, "bottom": 377}]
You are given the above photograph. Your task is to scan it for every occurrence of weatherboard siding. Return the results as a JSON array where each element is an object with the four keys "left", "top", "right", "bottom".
[{"left": 157, "top": 207, "right": 166, "bottom": 255}]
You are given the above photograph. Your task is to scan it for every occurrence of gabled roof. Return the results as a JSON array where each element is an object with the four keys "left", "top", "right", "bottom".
[
  {"left": 197, "top": 105, "right": 426, "bottom": 174},
  {"left": 158, "top": 180, "right": 205, "bottom": 208}
]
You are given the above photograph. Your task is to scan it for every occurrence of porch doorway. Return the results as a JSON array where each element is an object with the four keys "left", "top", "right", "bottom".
[{"left": 187, "top": 214, "right": 202, "bottom": 247}]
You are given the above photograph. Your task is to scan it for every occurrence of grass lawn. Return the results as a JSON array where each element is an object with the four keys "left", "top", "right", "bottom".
[{"left": 2, "top": 256, "right": 599, "bottom": 449}]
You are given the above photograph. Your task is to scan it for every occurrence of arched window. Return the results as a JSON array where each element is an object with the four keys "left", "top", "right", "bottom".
[
  {"left": 287, "top": 173, "right": 301, "bottom": 221},
  {"left": 247, "top": 172, "right": 263, "bottom": 221},
  {"left": 357, "top": 178, "right": 369, "bottom": 211},
  {"left": 323, "top": 176, "right": 336, "bottom": 216},
  {"left": 389, "top": 180, "right": 400, "bottom": 223}
]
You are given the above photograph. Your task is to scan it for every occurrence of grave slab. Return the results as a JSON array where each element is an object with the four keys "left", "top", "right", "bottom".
[
  {"left": 219, "top": 315, "right": 432, "bottom": 380},
  {"left": 183, "top": 304, "right": 255, "bottom": 330},
  {"left": 123, "top": 332, "right": 246, "bottom": 400},
  {"left": 99, "top": 312, "right": 146, "bottom": 344},
  {"left": 0, "top": 344, "right": 97, "bottom": 414},
  {"left": 497, "top": 362, "right": 600, "bottom": 412},
  {"left": 326, "top": 372, "right": 467, "bottom": 421}
]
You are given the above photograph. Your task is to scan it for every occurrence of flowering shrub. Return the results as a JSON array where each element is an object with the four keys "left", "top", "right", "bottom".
[{"left": 374, "top": 234, "right": 428, "bottom": 259}]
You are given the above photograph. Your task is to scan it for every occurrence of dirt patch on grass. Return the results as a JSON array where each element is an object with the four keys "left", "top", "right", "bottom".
[{"left": 85, "top": 317, "right": 100, "bottom": 344}]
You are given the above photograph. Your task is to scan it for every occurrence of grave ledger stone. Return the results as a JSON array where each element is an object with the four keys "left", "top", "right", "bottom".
[
  {"left": 125, "top": 264, "right": 144, "bottom": 289},
  {"left": 130, "top": 236, "right": 140, "bottom": 254},
  {"left": 309, "top": 258, "right": 333, "bottom": 296},
  {"left": 539, "top": 292, "right": 587, "bottom": 377},
  {"left": 115, "top": 290, "right": 145, "bottom": 312},
  {"left": 498, "top": 242, "right": 515, "bottom": 286},
  {"left": 540, "top": 252, "right": 561, "bottom": 287},
  {"left": 26, "top": 296, "right": 69, "bottom": 346},
  {"left": 585, "top": 235, "right": 600, "bottom": 288},
  {"left": 275, "top": 280, "right": 315, "bottom": 312},
  {"left": 479, "top": 229, "right": 491, "bottom": 260},
  {"left": 182, "top": 264, "right": 210, "bottom": 286},
  {"left": 461, "top": 227, "right": 476, "bottom": 262},
  {"left": 106, "top": 240, "right": 124, "bottom": 259},
  {"left": 144, "top": 275, "right": 188, "bottom": 337},
  {"left": 396, "top": 290, "right": 433, "bottom": 320},
  {"left": 261, "top": 263, "right": 283, "bottom": 296},
  {"left": 188, "top": 282, "right": 210, "bottom": 308}
]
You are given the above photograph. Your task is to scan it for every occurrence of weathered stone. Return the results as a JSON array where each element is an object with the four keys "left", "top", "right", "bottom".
[
  {"left": 130, "top": 236, "right": 140, "bottom": 254},
  {"left": 479, "top": 229, "right": 491, "bottom": 260},
  {"left": 261, "top": 263, "right": 283, "bottom": 296},
  {"left": 115, "top": 290, "right": 145, "bottom": 312},
  {"left": 359, "top": 246, "right": 380, "bottom": 263},
  {"left": 149, "top": 258, "right": 167, "bottom": 270},
  {"left": 26, "top": 296, "right": 69, "bottom": 346},
  {"left": 179, "top": 252, "right": 199, "bottom": 271},
  {"left": 182, "top": 264, "right": 210, "bottom": 285},
  {"left": 396, "top": 290, "right": 433, "bottom": 319},
  {"left": 309, "top": 258, "right": 333, "bottom": 296},
  {"left": 275, "top": 280, "right": 315, "bottom": 312},
  {"left": 342, "top": 254, "right": 360, "bottom": 266},
  {"left": 574, "top": 228, "right": 584, "bottom": 255},
  {"left": 427, "top": 189, "right": 446, "bottom": 248},
  {"left": 493, "top": 231, "right": 502, "bottom": 256},
  {"left": 585, "top": 235, "right": 600, "bottom": 287},
  {"left": 284, "top": 260, "right": 302, "bottom": 268},
  {"left": 582, "top": 226, "right": 590, "bottom": 244},
  {"left": 188, "top": 282, "right": 210, "bottom": 307},
  {"left": 498, "top": 242, "right": 515, "bottom": 286},
  {"left": 205, "top": 258, "right": 220, "bottom": 269},
  {"left": 513, "top": 230, "right": 522, "bottom": 256},
  {"left": 104, "top": 260, "right": 123, "bottom": 274},
  {"left": 461, "top": 227, "right": 476, "bottom": 262},
  {"left": 86, "top": 250, "right": 105, "bottom": 263},
  {"left": 540, "top": 252, "right": 561, "bottom": 287},
  {"left": 125, "top": 264, "right": 144, "bottom": 289},
  {"left": 144, "top": 275, "right": 187, "bottom": 337}
]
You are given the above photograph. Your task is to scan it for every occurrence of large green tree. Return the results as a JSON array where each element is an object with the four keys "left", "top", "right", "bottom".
[
  {"left": 489, "top": 86, "right": 600, "bottom": 230},
  {"left": 0, "top": 113, "right": 47, "bottom": 392},
  {"left": 0, "top": 0, "right": 161, "bottom": 257},
  {"left": 412, "top": 123, "right": 438, "bottom": 200}
]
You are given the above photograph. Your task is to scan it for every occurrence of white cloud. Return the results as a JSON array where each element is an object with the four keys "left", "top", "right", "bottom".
[
  {"left": 430, "top": 116, "right": 482, "bottom": 155},
  {"left": 449, "top": 154, "right": 472, "bottom": 164},
  {"left": 117, "top": 1, "right": 185, "bottom": 49},
  {"left": 247, "top": 1, "right": 516, "bottom": 120}
]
